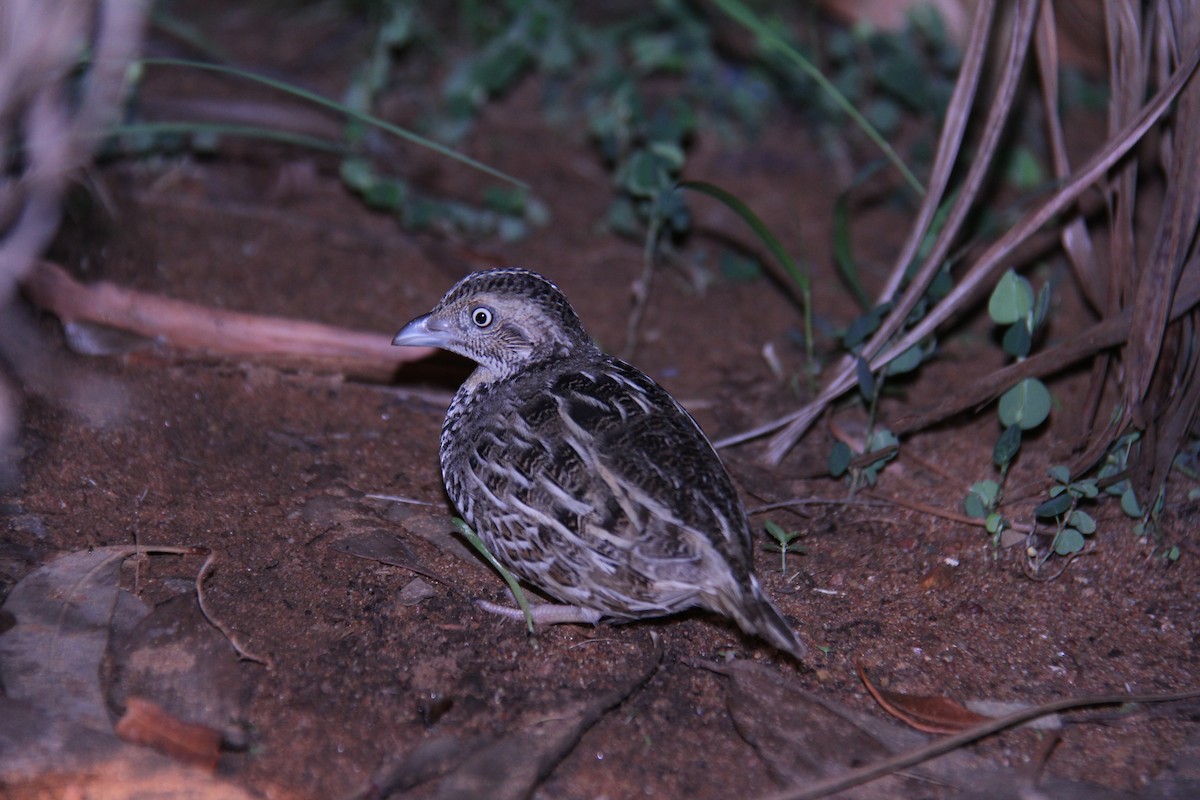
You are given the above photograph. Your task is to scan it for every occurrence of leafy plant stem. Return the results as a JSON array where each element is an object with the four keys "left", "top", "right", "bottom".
[
  {"left": 623, "top": 207, "right": 665, "bottom": 358},
  {"left": 850, "top": 368, "right": 887, "bottom": 496}
]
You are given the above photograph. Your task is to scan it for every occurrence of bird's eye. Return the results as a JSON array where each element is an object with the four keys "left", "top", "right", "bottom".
[{"left": 471, "top": 306, "right": 494, "bottom": 328}]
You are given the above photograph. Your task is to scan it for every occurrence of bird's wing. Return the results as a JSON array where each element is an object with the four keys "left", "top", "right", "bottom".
[{"left": 543, "top": 360, "right": 755, "bottom": 579}]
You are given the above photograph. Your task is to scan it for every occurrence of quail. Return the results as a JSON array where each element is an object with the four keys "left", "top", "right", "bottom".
[{"left": 393, "top": 268, "right": 807, "bottom": 659}]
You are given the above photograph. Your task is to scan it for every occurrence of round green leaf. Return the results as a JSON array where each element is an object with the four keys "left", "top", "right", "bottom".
[
  {"left": 886, "top": 343, "right": 924, "bottom": 375},
  {"left": 843, "top": 308, "right": 883, "bottom": 348},
  {"left": 867, "top": 427, "right": 898, "bottom": 453},
  {"left": 829, "top": 441, "right": 852, "bottom": 477},
  {"left": 1048, "top": 465, "right": 1071, "bottom": 484},
  {"left": 971, "top": 479, "right": 1000, "bottom": 506},
  {"left": 998, "top": 378, "right": 1051, "bottom": 430},
  {"left": 1054, "top": 528, "right": 1085, "bottom": 555},
  {"left": 963, "top": 493, "right": 986, "bottom": 519},
  {"left": 364, "top": 179, "right": 406, "bottom": 211},
  {"left": 340, "top": 157, "right": 375, "bottom": 191},
  {"left": 624, "top": 150, "right": 668, "bottom": 197},
  {"left": 1069, "top": 509, "right": 1096, "bottom": 534},
  {"left": 988, "top": 269, "right": 1034, "bottom": 325},
  {"left": 1002, "top": 322, "right": 1032, "bottom": 357},
  {"left": 1120, "top": 487, "right": 1143, "bottom": 518},
  {"left": 1035, "top": 493, "right": 1073, "bottom": 518}
]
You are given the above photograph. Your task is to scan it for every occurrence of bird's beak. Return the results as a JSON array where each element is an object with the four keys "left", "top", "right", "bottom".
[{"left": 392, "top": 313, "right": 450, "bottom": 348}]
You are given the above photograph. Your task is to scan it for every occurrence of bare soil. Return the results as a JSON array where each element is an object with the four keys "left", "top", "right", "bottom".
[{"left": 2, "top": 5, "right": 1198, "bottom": 799}]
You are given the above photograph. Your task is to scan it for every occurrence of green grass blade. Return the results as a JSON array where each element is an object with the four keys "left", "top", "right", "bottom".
[
  {"left": 681, "top": 179, "right": 815, "bottom": 379},
  {"left": 107, "top": 121, "right": 349, "bottom": 154},
  {"left": 680, "top": 180, "right": 806, "bottom": 293},
  {"left": 139, "top": 57, "right": 529, "bottom": 189},
  {"left": 452, "top": 518, "right": 535, "bottom": 634},
  {"left": 832, "top": 189, "right": 872, "bottom": 310},
  {"left": 707, "top": 0, "right": 924, "bottom": 198}
]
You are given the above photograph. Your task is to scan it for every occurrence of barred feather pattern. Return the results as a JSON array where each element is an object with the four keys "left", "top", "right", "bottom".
[{"left": 394, "top": 268, "right": 806, "bottom": 660}]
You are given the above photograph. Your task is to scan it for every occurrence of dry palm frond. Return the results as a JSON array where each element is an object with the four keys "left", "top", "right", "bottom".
[{"left": 734, "top": 1, "right": 1200, "bottom": 509}]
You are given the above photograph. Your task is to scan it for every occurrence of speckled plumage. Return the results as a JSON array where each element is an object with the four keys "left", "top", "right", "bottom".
[{"left": 393, "top": 268, "right": 806, "bottom": 659}]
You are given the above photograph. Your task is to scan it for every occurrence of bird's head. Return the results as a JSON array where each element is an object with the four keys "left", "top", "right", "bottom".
[{"left": 393, "top": 268, "right": 592, "bottom": 379}]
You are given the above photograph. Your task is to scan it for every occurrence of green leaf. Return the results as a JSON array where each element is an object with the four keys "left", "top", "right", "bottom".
[
  {"left": 972, "top": 479, "right": 1001, "bottom": 506},
  {"left": 988, "top": 269, "right": 1034, "bottom": 325},
  {"left": 963, "top": 493, "right": 986, "bottom": 519},
  {"left": 985, "top": 512, "right": 1004, "bottom": 534},
  {"left": 363, "top": 179, "right": 407, "bottom": 211},
  {"left": 1002, "top": 322, "right": 1031, "bottom": 358},
  {"left": 842, "top": 304, "right": 889, "bottom": 349},
  {"left": 340, "top": 157, "right": 375, "bottom": 191},
  {"left": 829, "top": 441, "right": 852, "bottom": 477},
  {"left": 993, "top": 424, "right": 1021, "bottom": 466},
  {"left": 1069, "top": 509, "right": 1097, "bottom": 535},
  {"left": 885, "top": 343, "right": 924, "bottom": 375},
  {"left": 719, "top": 251, "right": 763, "bottom": 282},
  {"left": 1054, "top": 528, "right": 1085, "bottom": 555},
  {"left": 856, "top": 356, "right": 876, "bottom": 399},
  {"left": 965, "top": 479, "right": 1000, "bottom": 519},
  {"left": 867, "top": 427, "right": 898, "bottom": 453},
  {"left": 764, "top": 519, "right": 788, "bottom": 543},
  {"left": 1005, "top": 145, "right": 1045, "bottom": 190},
  {"left": 649, "top": 140, "right": 686, "bottom": 170},
  {"left": 1032, "top": 282, "right": 1052, "bottom": 330},
  {"left": 624, "top": 150, "right": 669, "bottom": 197},
  {"left": 1034, "top": 493, "right": 1073, "bottom": 518},
  {"left": 998, "top": 378, "right": 1051, "bottom": 430},
  {"left": 1120, "top": 487, "right": 1143, "bottom": 518},
  {"left": 1048, "top": 465, "right": 1071, "bottom": 484}
]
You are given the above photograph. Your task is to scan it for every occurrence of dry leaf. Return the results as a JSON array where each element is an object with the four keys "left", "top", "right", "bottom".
[{"left": 858, "top": 664, "right": 992, "bottom": 734}]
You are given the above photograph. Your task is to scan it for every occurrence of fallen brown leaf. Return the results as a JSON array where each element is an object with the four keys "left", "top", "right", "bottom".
[{"left": 858, "top": 664, "right": 992, "bottom": 734}]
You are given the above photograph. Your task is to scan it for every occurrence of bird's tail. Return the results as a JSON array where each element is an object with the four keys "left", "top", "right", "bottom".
[{"left": 722, "top": 577, "right": 809, "bottom": 661}]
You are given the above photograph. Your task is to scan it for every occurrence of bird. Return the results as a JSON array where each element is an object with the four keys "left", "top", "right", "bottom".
[{"left": 392, "top": 267, "right": 807, "bottom": 660}]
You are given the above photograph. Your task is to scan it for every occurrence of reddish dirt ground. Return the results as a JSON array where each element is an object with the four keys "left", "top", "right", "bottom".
[{"left": 2, "top": 5, "right": 1198, "bottom": 799}]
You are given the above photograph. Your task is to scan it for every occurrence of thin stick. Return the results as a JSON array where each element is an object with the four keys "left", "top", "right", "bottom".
[
  {"left": 869, "top": 491, "right": 1034, "bottom": 534},
  {"left": 22, "top": 260, "right": 433, "bottom": 379},
  {"left": 757, "top": 687, "right": 1200, "bottom": 800},
  {"left": 194, "top": 548, "right": 273, "bottom": 668}
]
